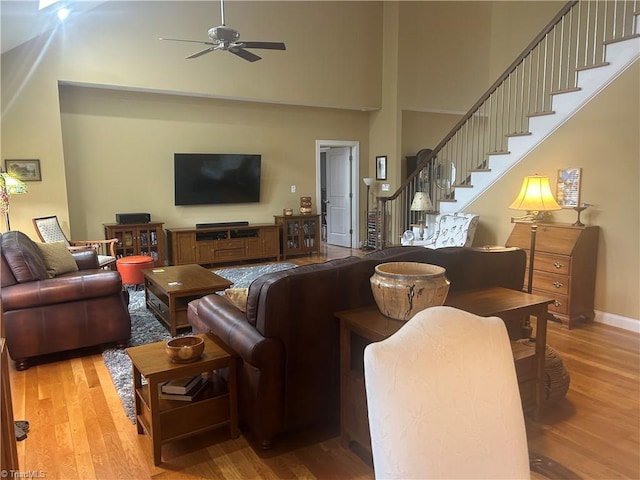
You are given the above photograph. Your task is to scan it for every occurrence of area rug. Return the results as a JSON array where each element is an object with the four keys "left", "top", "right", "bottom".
[{"left": 102, "top": 262, "right": 296, "bottom": 422}]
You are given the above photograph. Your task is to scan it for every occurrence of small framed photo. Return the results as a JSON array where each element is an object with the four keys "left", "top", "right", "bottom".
[
  {"left": 376, "top": 155, "right": 387, "bottom": 180},
  {"left": 5, "top": 159, "right": 41, "bottom": 181},
  {"left": 556, "top": 167, "right": 581, "bottom": 208}
]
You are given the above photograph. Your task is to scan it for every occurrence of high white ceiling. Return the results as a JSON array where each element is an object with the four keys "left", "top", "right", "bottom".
[{"left": 1, "top": 0, "right": 106, "bottom": 54}]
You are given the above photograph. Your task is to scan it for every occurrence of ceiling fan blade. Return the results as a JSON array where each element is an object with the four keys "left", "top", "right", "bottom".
[
  {"left": 241, "top": 41, "right": 286, "bottom": 50},
  {"left": 160, "top": 37, "right": 216, "bottom": 46},
  {"left": 230, "top": 48, "right": 262, "bottom": 62},
  {"left": 186, "top": 47, "right": 216, "bottom": 59}
]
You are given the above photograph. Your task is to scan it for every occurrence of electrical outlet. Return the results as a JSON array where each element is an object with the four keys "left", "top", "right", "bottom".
[{"left": 290, "top": 185, "right": 296, "bottom": 193}]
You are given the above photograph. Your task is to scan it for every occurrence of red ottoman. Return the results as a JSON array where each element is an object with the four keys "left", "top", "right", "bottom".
[{"left": 116, "top": 255, "right": 155, "bottom": 288}]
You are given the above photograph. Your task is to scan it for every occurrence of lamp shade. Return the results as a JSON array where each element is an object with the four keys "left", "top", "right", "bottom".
[
  {"left": 509, "top": 175, "right": 561, "bottom": 213},
  {"left": 363, "top": 177, "right": 374, "bottom": 187},
  {"left": 410, "top": 192, "right": 433, "bottom": 212}
]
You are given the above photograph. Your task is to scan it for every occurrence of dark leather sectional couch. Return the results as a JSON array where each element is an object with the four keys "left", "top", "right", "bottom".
[{"left": 188, "top": 245, "right": 527, "bottom": 448}]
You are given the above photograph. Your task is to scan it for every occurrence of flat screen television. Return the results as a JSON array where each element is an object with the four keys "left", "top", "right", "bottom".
[{"left": 174, "top": 153, "right": 261, "bottom": 205}]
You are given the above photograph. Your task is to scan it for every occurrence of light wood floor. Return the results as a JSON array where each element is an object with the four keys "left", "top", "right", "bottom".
[{"left": 8, "top": 244, "right": 640, "bottom": 479}]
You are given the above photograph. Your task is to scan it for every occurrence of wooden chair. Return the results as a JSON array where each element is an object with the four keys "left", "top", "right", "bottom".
[{"left": 32, "top": 216, "right": 117, "bottom": 269}]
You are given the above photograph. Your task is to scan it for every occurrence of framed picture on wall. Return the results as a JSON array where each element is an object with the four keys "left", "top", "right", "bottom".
[
  {"left": 4, "top": 159, "right": 41, "bottom": 181},
  {"left": 376, "top": 156, "right": 387, "bottom": 180},
  {"left": 556, "top": 168, "right": 582, "bottom": 207}
]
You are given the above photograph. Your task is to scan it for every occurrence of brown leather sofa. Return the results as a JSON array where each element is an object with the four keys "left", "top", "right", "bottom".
[
  {"left": 1, "top": 231, "right": 131, "bottom": 370},
  {"left": 189, "top": 245, "right": 526, "bottom": 449}
]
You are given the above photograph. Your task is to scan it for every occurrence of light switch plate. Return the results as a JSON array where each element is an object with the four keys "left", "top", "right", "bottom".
[{"left": 381, "top": 183, "right": 391, "bottom": 191}]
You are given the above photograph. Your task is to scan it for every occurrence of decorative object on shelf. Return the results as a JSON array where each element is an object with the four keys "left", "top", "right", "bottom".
[
  {"left": 410, "top": 192, "right": 433, "bottom": 240},
  {"left": 556, "top": 167, "right": 582, "bottom": 208},
  {"left": 363, "top": 177, "right": 375, "bottom": 250},
  {"left": 370, "top": 262, "right": 450, "bottom": 321},
  {"left": 509, "top": 174, "right": 561, "bottom": 336},
  {"left": 299, "top": 196, "right": 312, "bottom": 214},
  {"left": 572, "top": 203, "right": 591, "bottom": 227},
  {"left": 0, "top": 169, "right": 27, "bottom": 231},
  {"left": 375, "top": 155, "right": 387, "bottom": 180},
  {"left": 283, "top": 208, "right": 293, "bottom": 216},
  {"left": 4, "top": 159, "right": 41, "bottom": 182},
  {"left": 165, "top": 336, "right": 205, "bottom": 363}
]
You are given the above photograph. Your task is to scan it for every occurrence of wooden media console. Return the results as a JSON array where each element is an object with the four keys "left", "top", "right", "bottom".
[{"left": 166, "top": 224, "right": 280, "bottom": 266}]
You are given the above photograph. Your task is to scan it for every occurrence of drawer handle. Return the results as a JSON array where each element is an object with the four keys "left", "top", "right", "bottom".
[
  {"left": 553, "top": 262, "right": 564, "bottom": 269},
  {"left": 553, "top": 281, "right": 564, "bottom": 288},
  {"left": 554, "top": 300, "right": 561, "bottom": 307}
]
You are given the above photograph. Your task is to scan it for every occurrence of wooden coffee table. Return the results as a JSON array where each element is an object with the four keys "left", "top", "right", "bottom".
[
  {"left": 126, "top": 333, "right": 239, "bottom": 466},
  {"left": 143, "top": 264, "right": 232, "bottom": 336}
]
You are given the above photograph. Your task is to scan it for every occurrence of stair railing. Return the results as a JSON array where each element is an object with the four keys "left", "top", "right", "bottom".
[{"left": 375, "top": 0, "right": 638, "bottom": 248}]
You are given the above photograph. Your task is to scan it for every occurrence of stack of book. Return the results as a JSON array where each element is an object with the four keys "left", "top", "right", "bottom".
[{"left": 159, "top": 374, "right": 209, "bottom": 401}]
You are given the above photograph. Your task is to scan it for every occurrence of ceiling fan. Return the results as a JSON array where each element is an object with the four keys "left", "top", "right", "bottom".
[{"left": 160, "top": 0, "right": 286, "bottom": 62}]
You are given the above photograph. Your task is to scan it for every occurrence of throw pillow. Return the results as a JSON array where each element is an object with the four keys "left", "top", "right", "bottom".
[
  {"left": 36, "top": 241, "right": 79, "bottom": 278},
  {"left": 0, "top": 231, "right": 49, "bottom": 283},
  {"left": 224, "top": 288, "right": 249, "bottom": 312}
]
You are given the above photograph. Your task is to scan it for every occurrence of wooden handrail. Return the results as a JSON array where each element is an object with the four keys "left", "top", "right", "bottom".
[{"left": 383, "top": 1, "right": 578, "bottom": 204}]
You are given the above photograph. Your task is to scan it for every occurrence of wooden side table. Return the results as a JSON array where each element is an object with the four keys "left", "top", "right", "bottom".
[
  {"left": 126, "top": 333, "right": 239, "bottom": 465},
  {"left": 336, "top": 286, "right": 554, "bottom": 458}
]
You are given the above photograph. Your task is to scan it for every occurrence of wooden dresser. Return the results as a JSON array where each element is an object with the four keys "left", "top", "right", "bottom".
[{"left": 506, "top": 222, "right": 599, "bottom": 328}]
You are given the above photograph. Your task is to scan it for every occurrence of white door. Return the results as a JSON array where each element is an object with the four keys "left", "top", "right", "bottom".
[{"left": 326, "top": 147, "right": 351, "bottom": 247}]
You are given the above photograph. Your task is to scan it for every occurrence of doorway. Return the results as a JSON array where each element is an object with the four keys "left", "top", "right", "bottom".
[{"left": 315, "top": 140, "right": 360, "bottom": 249}]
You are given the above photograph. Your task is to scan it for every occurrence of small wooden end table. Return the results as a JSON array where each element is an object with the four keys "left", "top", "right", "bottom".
[
  {"left": 126, "top": 333, "right": 239, "bottom": 466},
  {"left": 143, "top": 264, "right": 232, "bottom": 336}
]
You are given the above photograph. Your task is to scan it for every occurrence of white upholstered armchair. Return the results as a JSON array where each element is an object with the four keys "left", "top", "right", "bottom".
[
  {"left": 404, "top": 212, "right": 479, "bottom": 248},
  {"left": 364, "top": 306, "right": 530, "bottom": 479}
]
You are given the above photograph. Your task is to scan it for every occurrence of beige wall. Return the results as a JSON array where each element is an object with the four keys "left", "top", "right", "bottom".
[
  {"left": 59, "top": 85, "right": 369, "bottom": 239},
  {"left": 468, "top": 62, "right": 639, "bottom": 321},
  {"left": 1, "top": 1, "right": 382, "bottom": 237},
  {"left": 2, "top": 1, "right": 638, "bottom": 324}
]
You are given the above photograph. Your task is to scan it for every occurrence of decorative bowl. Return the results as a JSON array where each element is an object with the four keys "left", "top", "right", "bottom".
[
  {"left": 165, "top": 336, "right": 205, "bottom": 363},
  {"left": 370, "top": 262, "right": 450, "bottom": 321}
]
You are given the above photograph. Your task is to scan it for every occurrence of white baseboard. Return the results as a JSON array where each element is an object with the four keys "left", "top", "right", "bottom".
[{"left": 594, "top": 310, "right": 640, "bottom": 334}]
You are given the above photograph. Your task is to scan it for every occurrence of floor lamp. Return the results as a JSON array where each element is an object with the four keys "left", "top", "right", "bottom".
[
  {"left": 509, "top": 174, "right": 561, "bottom": 336},
  {"left": 363, "top": 177, "right": 374, "bottom": 250},
  {"left": 0, "top": 170, "right": 27, "bottom": 232}
]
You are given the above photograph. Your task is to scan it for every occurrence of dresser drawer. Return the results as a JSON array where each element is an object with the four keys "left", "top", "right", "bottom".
[
  {"left": 545, "top": 293, "right": 569, "bottom": 315},
  {"left": 215, "top": 239, "right": 244, "bottom": 250},
  {"left": 535, "top": 253, "right": 571, "bottom": 275},
  {"left": 215, "top": 248, "right": 245, "bottom": 261},
  {"left": 532, "top": 271, "right": 569, "bottom": 296}
]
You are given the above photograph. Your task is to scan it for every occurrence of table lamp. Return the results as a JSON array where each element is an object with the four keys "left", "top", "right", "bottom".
[
  {"left": 410, "top": 192, "right": 433, "bottom": 240},
  {"left": 0, "top": 169, "right": 27, "bottom": 231},
  {"left": 509, "top": 174, "right": 561, "bottom": 294},
  {"left": 363, "top": 177, "right": 374, "bottom": 249}
]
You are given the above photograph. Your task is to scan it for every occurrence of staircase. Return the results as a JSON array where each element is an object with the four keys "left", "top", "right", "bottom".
[{"left": 376, "top": 0, "right": 639, "bottom": 248}]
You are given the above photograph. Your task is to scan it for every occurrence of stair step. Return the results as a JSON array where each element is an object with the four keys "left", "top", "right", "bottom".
[
  {"left": 487, "top": 150, "right": 511, "bottom": 155},
  {"left": 469, "top": 168, "right": 491, "bottom": 173},
  {"left": 550, "top": 87, "right": 581, "bottom": 96},
  {"left": 526, "top": 111, "right": 555, "bottom": 118},
  {"left": 506, "top": 132, "right": 532, "bottom": 138},
  {"left": 604, "top": 34, "right": 640, "bottom": 46},
  {"left": 576, "top": 62, "right": 610, "bottom": 72},
  {"left": 452, "top": 184, "right": 473, "bottom": 189}
]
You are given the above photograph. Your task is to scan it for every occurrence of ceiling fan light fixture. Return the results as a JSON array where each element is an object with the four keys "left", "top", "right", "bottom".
[{"left": 161, "top": 0, "right": 286, "bottom": 62}]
